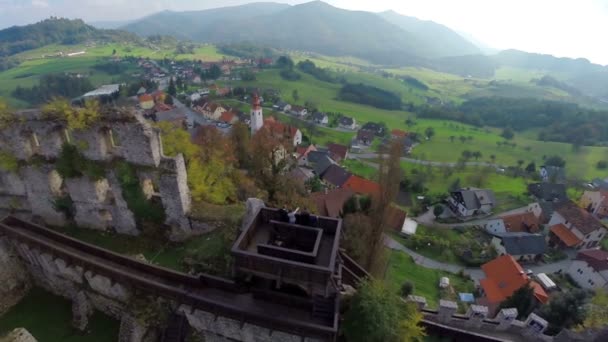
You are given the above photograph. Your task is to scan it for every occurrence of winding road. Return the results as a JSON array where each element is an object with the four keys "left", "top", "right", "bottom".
[{"left": 383, "top": 234, "right": 573, "bottom": 283}]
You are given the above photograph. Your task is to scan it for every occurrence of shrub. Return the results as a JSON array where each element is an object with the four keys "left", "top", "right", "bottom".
[
  {"left": 597, "top": 161, "right": 608, "bottom": 170},
  {"left": 279, "top": 69, "right": 301, "bottom": 81},
  {"left": 56, "top": 143, "right": 105, "bottom": 180},
  {"left": 116, "top": 161, "right": 165, "bottom": 223},
  {"left": 400, "top": 281, "right": 414, "bottom": 297},
  {"left": 0, "top": 151, "right": 19, "bottom": 172},
  {"left": 52, "top": 195, "right": 75, "bottom": 219}
]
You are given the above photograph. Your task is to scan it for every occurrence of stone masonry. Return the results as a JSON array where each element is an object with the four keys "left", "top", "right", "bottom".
[
  {"left": 0, "top": 108, "right": 193, "bottom": 239},
  {"left": 0, "top": 238, "right": 31, "bottom": 316},
  {"left": 0, "top": 233, "right": 321, "bottom": 342}
]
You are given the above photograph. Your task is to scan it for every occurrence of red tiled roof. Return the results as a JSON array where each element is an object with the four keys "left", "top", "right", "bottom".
[
  {"left": 386, "top": 206, "right": 407, "bottom": 230},
  {"left": 139, "top": 94, "right": 153, "bottom": 102},
  {"left": 550, "top": 224, "right": 582, "bottom": 247},
  {"left": 264, "top": 117, "right": 299, "bottom": 139},
  {"left": 296, "top": 145, "right": 317, "bottom": 158},
  {"left": 576, "top": 249, "right": 608, "bottom": 272},
  {"left": 310, "top": 188, "right": 355, "bottom": 217},
  {"left": 219, "top": 111, "right": 236, "bottom": 123},
  {"left": 343, "top": 175, "right": 380, "bottom": 196},
  {"left": 391, "top": 129, "right": 407, "bottom": 138},
  {"left": 154, "top": 103, "right": 172, "bottom": 112},
  {"left": 327, "top": 143, "right": 348, "bottom": 162},
  {"left": 501, "top": 212, "right": 541, "bottom": 233},
  {"left": 480, "top": 255, "right": 548, "bottom": 305},
  {"left": 555, "top": 201, "right": 606, "bottom": 234}
]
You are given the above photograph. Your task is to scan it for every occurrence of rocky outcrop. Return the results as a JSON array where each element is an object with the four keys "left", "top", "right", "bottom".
[
  {"left": 0, "top": 328, "right": 37, "bottom": 342},
  {"left": 0, "top": 238, "right": 31, "bottom": 316}
]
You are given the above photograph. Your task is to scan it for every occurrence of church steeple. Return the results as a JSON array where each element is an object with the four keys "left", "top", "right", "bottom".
[{"left": 250, "top": 92, "right": 264, "bottom": 134}]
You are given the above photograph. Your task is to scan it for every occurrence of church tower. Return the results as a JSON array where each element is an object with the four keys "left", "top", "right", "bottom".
[{"left": 250, "top": 93, "right": 264, "bottom": 134}]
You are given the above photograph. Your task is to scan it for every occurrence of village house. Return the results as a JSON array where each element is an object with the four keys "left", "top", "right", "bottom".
[
  {"left": 199, "top": 102, "right": 227, "bottom": 121},
  {"left": 539, "top": 165, "right": 566, "bottom": 183},
  {"left": 447, "top": 188, "right": 496, "bottom": 218},
  {"left": 391, "top": 129, "right": 408, "bottom": 139},
  {"left": 218, "top": 111, "right": 238, "bottom": 124},
  {"left": 295, "top": 144, "right": 317, "bottom": 164},
  {"left": 354, "top": 129, "right": 375, "bottom": 146},
  {"left": 338, "top": 116, "right": 356, "bottom": 130},
  {"left": 484, "top": 212, "right": 542, "bottom": 235},
  {"left": 342, "top": 175, "right": 380, "bottom": 197},
  {"left": 289, "top": 166, "right": 316, "bottom": 185},
  {"left": 155, "top": 107, "right": 188, "bottom": 127},
  {"left": 322, "top": 164, "right": 353, "bottom": 188},
  {"left": 311, "top": 188, "right": 356, "bottom": 218},
  {"left": 327, "top": 143, "right": 348, "bottom": 162},
  {"left": 305, "top": 150, "right": 335, "bottom": 176},
  {"left": 263, "top": 117, "right": 302, "bottom": 147},
  {"left": 216, "top": 87, "right": 231, "bottom": 97},
  {"left": 273, "top": 101, "right": 291, "bottom": 112},
  {"left": 567, "top": 249, "right": 608, "bottom": 290},
  {"left": 138, "top": 94, "right": 154, "bottom": 110},
  {"left": 478, "top": 255, "right": 548, "bottom": 317},
  {"left": 580, "top": 190, "right": 608, "bottom": 218},
  {"left": 290, "top": 105, "right": 308, "bottom": 117},
  {"left": 547, "top": 201, "right": 607, "bottom": 250},
  {"left": 491, "top": 233, "right": 547, "bottom": 262},
  {"left": 527, "top": 183, "right": 569, "bottom": 223},
  {"left": 361, "top": 122, "right": 385, "bottom": 136},
  {"left": 311, "top": 112, "right": 329, "bottom": 125}
]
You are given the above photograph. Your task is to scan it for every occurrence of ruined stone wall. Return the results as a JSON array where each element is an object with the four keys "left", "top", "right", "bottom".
[
  {"left": 0, "top": 109, "right": 192, "bottom": 239},
  {"left": 0, "top": 237, "right": 323, "bottom": 342},
  {"left": 0, "top": 238, "right": 31, "bottom": 316}
]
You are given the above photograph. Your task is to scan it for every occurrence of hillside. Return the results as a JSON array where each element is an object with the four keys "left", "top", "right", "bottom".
[
  {"left": 0, "top": 18, "right": 139, "bottom": 58},
  {"left": 122, "top": 1, "right": 478, "bottom": 65},
  {"left": 123, "top": 2, "right": 291, "bottom": 41},
  {"left": 378, "top": 10, "right": 480, "bottom": 57}
]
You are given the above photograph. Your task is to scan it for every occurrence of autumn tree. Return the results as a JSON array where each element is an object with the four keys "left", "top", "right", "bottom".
[
  {"left": 342, "top": 213, "right": 374, "bottom": 264},
  {"left": 249, "top": 128, "right": 291, "bottom": 204},
  {"left": 539, "top": 288, "right": 589, "bottom": 335},
  {"left": 366, "top": 138, "right": 402, "bottom": 273},
  {"left": 576, "top": 290, "right": 608, "bottom": 331},
  {"left": 157, "top": 122, "right": 236, "bottom": 204},
  {"left": 0, "top": 97, "right": 15, "bottom": 128},
  {"left": 42, "top": 97, "right": 100, "bottom": 130},
  {"left": 230, "top": 122, "right": 250, "bottom": 168},
  {"left": 343, "top": 280, "right": 425, "bottom": 342}
]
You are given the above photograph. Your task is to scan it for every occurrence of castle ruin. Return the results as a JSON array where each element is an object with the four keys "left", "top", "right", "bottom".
[{"left": 0, "top": 108, "right": 193, "bottom": 239}]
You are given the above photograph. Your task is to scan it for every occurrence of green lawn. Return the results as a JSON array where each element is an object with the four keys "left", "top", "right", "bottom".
[
  {"left": 0, "top": 287, "right": 119, "bottom": 342},
  {"left": 342, "top": 159, "right": 378, "bottom": 180},
  {"left": 384, "top": 250, "right": 475, "bottom": 309}
]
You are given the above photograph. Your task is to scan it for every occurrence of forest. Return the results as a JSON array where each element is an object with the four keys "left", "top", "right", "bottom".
[
  {"left": 12, "top": 74, "right": 94, "bottom": 104},
  {"left": 338, "top": 83, "right": 402, "bottom": 110},
  {"left": 296, "top": 60, "right": 337, "bottom": 83},
  {"left": 416, "top": 97, "right": 608, "bottom": 146}
]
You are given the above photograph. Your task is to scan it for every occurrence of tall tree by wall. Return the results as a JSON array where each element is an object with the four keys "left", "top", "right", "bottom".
[
  {"left": 249, "top": 128, "right": 290, "bottom": 204},
  {"left": 366, "top": 138, "right": 403, "bottom": 273}
]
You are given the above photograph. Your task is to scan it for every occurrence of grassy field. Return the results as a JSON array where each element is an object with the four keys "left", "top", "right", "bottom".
[
  {"left": 342, "top": 159, "right": 378, "bottom": 179},
  {"left": 0, "top": 287, "right": 118, "bottom": 342},
  {"left": 384, "top": 250, "right": 475, "bottom": 309}
]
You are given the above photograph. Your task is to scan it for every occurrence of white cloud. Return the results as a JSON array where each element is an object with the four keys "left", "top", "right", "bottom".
[{"left": 31, "top": 0, "right": 49, "bottom": 8}]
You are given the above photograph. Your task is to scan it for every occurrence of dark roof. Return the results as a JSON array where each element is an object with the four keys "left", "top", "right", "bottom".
[
  {"left": 361, "top": 122, "right": 384, "bottom": 135},
  {"left": 451, "top": 188, "right": 495, "bottom": 210},
  {"left": 576, "top": 249, "right": 608, "bottom": 272},
  {"left": 555, "top": 201, "right": 606, "bottom": 234},
  {"left": 495, "top": 233, "right": 546, "bottom": 255},
  {"left": 307, "top": 151, "right": 335, "bottom": 176},
  {"left": 528, "top": 183, "right": 568, "bottom": 202},
  {"left": 156, "top": 107, "right": 187, "bottom": 123},
  {"left": 322, "top": 165, "right": 352, "bottom": 188},
  {"left": 327, "top": 143, "right": 348, "bottom": 161},
  {"left": 311, "top": 112, "right": 327, "bottom": 121},
  {"left": 356, "top": 129, "right": 375, "bottom": 141},
  {"left": 338, "top": 116, "right": 354, "bottom": 126}
]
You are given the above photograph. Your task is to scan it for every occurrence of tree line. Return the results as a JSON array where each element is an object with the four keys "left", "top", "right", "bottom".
[
  {"left": 338, "top": 83, "right": 402, "bottom": 110},
  {"left": 416, "top": 97, "right": 608, "bottom": 146},
  {"left": 12, "top": 74, "right": 94, "bottom": 105}
]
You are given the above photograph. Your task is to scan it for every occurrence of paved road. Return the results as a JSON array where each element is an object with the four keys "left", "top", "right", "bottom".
[
  {"left": 384, "top": 234, "right": 573, "bottom": 283},
  {"left": 354, "top": 153, "right": 502, "bottom": 169},
  {"left": 414, "top": 206, "right": 530, "bottom": 228}
]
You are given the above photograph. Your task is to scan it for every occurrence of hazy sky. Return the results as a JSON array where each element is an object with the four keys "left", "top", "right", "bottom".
[{"left": 1, "top": 0, "right": 607, "bottom": 65}]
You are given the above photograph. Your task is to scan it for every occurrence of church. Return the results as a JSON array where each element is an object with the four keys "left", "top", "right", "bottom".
[{"left": 250, "top": 93, "right": 302, "bottom": 147}]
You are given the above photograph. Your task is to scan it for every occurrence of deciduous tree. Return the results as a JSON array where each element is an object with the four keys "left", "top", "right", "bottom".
[
  {"left": 498, "top": 284, "right": 536, "bottom": 319},
  {"left": 343, "top": 280, "right": 425, "bottom": 342}
]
